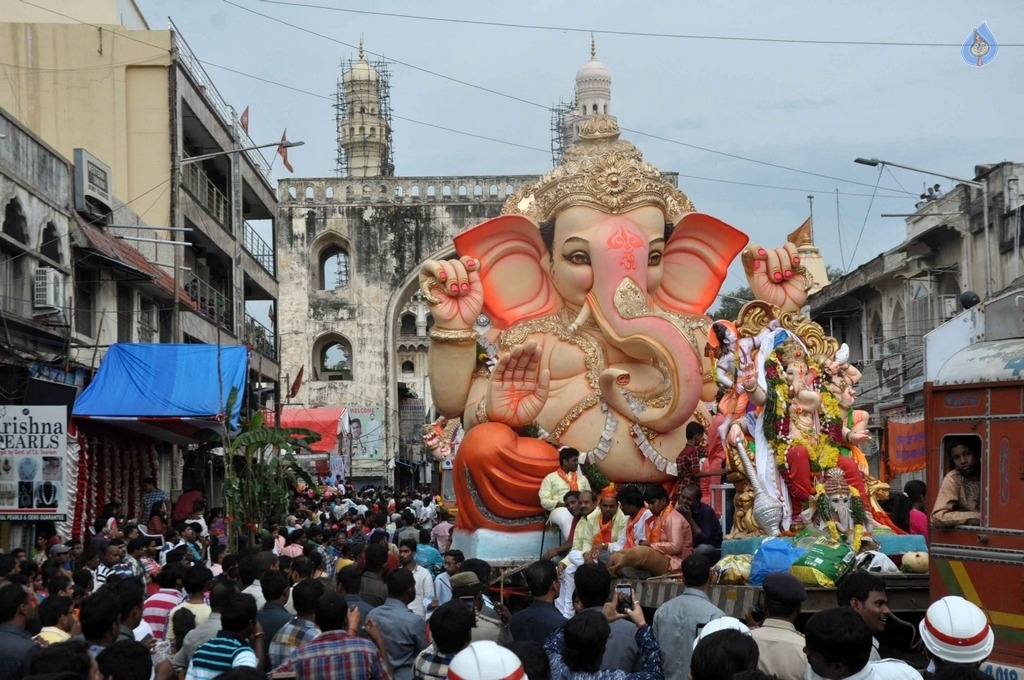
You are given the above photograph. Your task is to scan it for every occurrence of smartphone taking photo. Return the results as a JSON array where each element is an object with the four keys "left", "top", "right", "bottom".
[{"left": 615, "top": 583, "right": 633, "bottom": 613}]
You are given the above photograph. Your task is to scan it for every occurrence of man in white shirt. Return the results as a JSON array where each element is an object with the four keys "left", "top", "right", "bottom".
[
  {"left": 399, "top": 538, "right": 435, "bottom": 619},
  {"left": 539, "top": 447, "right": 591, "bottom": 540}
]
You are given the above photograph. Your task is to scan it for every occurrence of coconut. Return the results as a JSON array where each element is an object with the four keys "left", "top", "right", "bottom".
[{"left": 901, "top": 551, "right": 928, "bottom": 573}]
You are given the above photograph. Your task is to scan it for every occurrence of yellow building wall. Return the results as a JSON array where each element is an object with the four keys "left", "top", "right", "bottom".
[
  {"left": 0, "top": 0, "right": 148, "bottom": 29},
  {"left": 0, "top": 21, "right": 172, "bottom": 226},
  {"left": 125, "top": 64, "right": 173, "bottom": 227}
]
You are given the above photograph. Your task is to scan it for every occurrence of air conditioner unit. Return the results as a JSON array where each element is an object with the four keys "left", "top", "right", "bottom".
[
  {"left": 33, "top": 267, "right": 64, "bottom": 309},
  {"left": 940, "top": 294, "right": 959, "bottom": 321}
]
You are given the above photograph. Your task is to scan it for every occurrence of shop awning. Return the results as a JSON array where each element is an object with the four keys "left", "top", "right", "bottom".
[
  {"left": 70, "top": 212, "right": 194, "bottom": 307},
  {"left": 73, "top": 343, "right": 249, "bottom": 443},
  {"left": 264, "top": 407, "right": 346, "bottom": 453}
]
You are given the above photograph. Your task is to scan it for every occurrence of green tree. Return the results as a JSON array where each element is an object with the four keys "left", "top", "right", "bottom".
[
  {"left": 825, "top": 264, "right": 846, "bottom": 282},
  {"left": 220, "top": 391, "right": 320, "bottom": 550},
  {"left": 711, "top": 285, "right": 755, "bottom": 321}
]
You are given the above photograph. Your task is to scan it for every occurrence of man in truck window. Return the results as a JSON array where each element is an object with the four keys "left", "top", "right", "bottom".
[{"left": 931, "top": 438, "right": 981, "bottom": 527}]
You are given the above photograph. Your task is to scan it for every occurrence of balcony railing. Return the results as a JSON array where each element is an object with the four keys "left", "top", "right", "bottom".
[
  {"left": 185, "top": 275, "right": 232, "bottom": 331},
  {"left": 169, "top": 19, "right": 273, "bottom": 181},
  {"left": 182, "top": 163, "right": 230, "bottom": 229},
  {"left": 245, "top": 313, "right": 277, "bottom": 360},
  {"left": 243, "top": 221, "right": 275, "bottom": 276}
]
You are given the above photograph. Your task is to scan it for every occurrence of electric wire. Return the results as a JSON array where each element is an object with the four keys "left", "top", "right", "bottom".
[
  {"left": 256, "top": 1, "right": 1024, "bottom": 48},
  {"left": 835, "top": 188, "right": 847, "bottom": 271},
  {"left": 202, "top": 59, "right": 913, "bottom": 199},
  {"left": 199, "top": 60, "right": 551, "bottom": 155},
  {"left": 847, "top": 166, "right": 884, "bottom": 266},
  {"left": 17, "top": 0, "right": 173, "bottom": 54},
  {"left": 12, "top": 0, "right": 923, "bottom": 197},
  {"left": 219, "top": 0, "right": 916, "bottom": 196}
]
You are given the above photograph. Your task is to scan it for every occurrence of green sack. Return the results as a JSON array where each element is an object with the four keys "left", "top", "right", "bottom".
[
  {"left": 792, "top": 527, "right": 829, "bottom": 550},
  {"left": 790, "top": 537, "right": 855, "bottom": 587}
]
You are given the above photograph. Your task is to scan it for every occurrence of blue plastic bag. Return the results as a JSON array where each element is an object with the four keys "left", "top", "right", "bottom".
[{"left": 748, "top": 538, "right": 806, "bottom": 585}]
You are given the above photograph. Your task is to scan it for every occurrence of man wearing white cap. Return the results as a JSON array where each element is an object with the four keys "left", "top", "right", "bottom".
[
  {"left": 918, "top": 596, "right": 993, "bottom": 677},
  {"left": 447, "top": 640, "right": 525, "bottom": 680}
]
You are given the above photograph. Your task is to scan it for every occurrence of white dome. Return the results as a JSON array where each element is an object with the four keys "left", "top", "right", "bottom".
[
  {"left": 344, "top": 58, "right": 379, "bottom": 84},
  {"left": 576, "top": 57, "right": 611, "bottom": 84}
]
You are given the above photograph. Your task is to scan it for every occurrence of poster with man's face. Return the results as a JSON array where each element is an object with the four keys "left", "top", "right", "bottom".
[{"left": 347, "top": 406, "right": 383, "bottom": 459}]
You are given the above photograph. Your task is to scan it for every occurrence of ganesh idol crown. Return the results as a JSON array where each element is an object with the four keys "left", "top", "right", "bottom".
[{"left": 419, "top": 115, "right": 891, "bottom": 551}]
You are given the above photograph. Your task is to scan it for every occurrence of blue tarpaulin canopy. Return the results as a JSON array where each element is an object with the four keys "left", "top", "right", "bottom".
[{"left": 73, "top": 343, "right": 249, "bottom": 443}]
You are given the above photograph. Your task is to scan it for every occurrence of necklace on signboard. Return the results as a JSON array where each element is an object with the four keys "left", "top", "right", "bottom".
[{"left": 39, "top": 482, "right": 57, "bottom": 506}]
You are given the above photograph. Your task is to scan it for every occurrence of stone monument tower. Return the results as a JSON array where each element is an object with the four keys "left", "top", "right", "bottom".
[
  {"left": 553, "top": 37, "right": 615, "bottom": 164},
  {"left": 337, "top": 38, "right": 394, "bottom": 178}
]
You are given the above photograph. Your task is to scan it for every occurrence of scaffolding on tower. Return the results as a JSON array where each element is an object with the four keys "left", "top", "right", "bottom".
[
  {"left": 335, "top": 57, "right": 395, "bottom": 178},
  {"left": 550, "top": 99, "right": 575, "bottom": 168}
]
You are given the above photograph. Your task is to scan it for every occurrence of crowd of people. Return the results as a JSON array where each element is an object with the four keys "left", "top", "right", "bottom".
[{"left": 0, "top": 431, "right": 993, "bottom": 680}]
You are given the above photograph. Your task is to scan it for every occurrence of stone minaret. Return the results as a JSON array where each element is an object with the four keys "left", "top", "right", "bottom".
[
  {"left": 339, "top": 38, "right": 388, "bottom": 178},
  {"left": 559, "top": 37, "right": 616, "bottom": 152}
]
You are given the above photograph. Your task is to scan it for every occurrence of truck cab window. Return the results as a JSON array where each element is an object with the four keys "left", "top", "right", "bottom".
[{"left": 930, "top": 435, "right": 982, "bottom": 528}]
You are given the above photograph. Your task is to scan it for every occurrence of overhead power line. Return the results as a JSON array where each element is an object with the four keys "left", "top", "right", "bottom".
[
  {"left": 256, "top": 1, "right": 1024, "bottom": 48},
  {"left": 218, "top": 0, "right": 916, "bottom": 196},
  {"left": 14, "top": 0, "right": 921, "bottom": 198},
  {"left": 201, "top": 59, "right": 913, "bottom": 196},
  {"left": 17, "top": 0, "right": 172, "bottom": 54}
]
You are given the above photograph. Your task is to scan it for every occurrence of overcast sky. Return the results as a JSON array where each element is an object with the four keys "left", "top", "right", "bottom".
[{"left": 136, "top": 0, "right": 1022, "bottom": 297}]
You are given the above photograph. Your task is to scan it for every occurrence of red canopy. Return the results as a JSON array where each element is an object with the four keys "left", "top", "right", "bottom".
[{"left": 264, "top": 407, "right": 346, "bottom": 453}]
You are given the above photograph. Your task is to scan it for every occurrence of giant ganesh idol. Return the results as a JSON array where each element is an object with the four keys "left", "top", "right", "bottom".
[{"left": 419, "top": 116, "right": 808, "bottom": 555}]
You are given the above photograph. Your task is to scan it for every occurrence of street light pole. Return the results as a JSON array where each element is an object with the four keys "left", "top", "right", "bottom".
[
  {"left": 181, "top": 141, "right": 304, "bottom": 166},
  {"left": 854, "top": 158, "right": 992, "bottom": 299}
]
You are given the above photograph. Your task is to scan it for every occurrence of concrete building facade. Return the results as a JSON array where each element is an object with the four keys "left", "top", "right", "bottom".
[
  {"left": 276, "top": 176, "right": 536, "bottom": 485},
  {"left": 0, "top": 0, "right": 281, "bottom": 389},
  {"left": 808, "top": 162, "right": 1024, "bottom": 484},
  {"left": 0, "top": 1, "right": 283, "bottom": 517}
]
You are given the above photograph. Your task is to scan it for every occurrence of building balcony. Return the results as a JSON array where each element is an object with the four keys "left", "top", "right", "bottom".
[
  {"left": 245, "top": 313, "right": 277, "bottom": 360},
  {"left": 171, "top": 19, "right": 273, "bottom": 182},
  {"left": 182, "top": 163, "right": 230, "bottom": 229},
  {"left": 184, "top": 275, "right": 232, "bottom": 331},
  {"left": 243, "top": 221, "right": 275, "bottom": 276}
]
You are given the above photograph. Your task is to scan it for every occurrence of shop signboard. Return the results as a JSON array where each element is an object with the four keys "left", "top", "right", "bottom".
[{"left": 0, "top": 405, "right": 68, "bottom": 521}]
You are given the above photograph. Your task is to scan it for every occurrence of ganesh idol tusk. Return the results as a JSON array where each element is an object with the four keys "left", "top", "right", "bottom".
[{"left": 566, "top": 301, "right": 592, "bottom": 334}]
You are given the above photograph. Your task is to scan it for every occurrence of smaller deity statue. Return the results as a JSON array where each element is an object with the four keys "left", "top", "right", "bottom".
[{"left": 804, "top": 466, "right": 868, "bottom": 552}]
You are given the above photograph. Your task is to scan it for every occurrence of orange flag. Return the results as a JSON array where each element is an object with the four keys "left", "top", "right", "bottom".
[
  {"left": 277, "top": 129, "right": 294, "bottom": 173},
  {"left": 787, "top": 217, "right": 812, "bottom": 246},
  {"left": 239, "top": 106, "right": 249, "bottom": 134},
  {"left": 288, "top": 365, "right": 304, "bottom": 398}
]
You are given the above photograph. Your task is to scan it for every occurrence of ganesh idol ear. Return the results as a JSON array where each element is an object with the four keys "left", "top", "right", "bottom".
[
  {"left": 654, "top": 212, "right": 750, "bottom": 316},
  {"left": 454, "top": 215, "right": 561, "bottom": 329}
]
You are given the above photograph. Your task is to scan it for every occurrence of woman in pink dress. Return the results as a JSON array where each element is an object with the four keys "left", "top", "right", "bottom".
[{"left": 905, "top": 479, "right": 929, "bottom": 538}]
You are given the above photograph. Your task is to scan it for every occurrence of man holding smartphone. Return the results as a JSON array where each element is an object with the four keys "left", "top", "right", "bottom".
[
  {"left": 544, "top": 567, "right": 665, "bottom": 678},
  {"left": 652, "top": 555, "right": 723, "bottom": 680}
]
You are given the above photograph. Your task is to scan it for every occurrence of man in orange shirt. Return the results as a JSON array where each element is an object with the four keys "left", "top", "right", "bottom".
[{"left": 608, "top": 486, "right": 692, "bottom": 579}]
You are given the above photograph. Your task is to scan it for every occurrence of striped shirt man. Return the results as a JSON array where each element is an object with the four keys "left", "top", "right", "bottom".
[
  {"left": 184, "top": 633, "right": 258, "bottom": 680},
  {"left": 142, "top": 588, "right": 184, "bottom": 640}
]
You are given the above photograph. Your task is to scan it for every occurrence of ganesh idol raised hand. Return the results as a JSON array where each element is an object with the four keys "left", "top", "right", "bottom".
[{"left": 422, "top": 116, "right": 799, "bottom": 534}]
